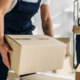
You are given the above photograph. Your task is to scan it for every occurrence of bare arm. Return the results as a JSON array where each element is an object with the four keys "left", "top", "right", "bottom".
[
  {"left": 40, "top": 5, "right": 54, "bottom": 37},
  {"left": 0, "top": 0, "right": 12, "bottom": 69},
  {"left": 0, "top": 0, "right": 12, "bottom": 44}
]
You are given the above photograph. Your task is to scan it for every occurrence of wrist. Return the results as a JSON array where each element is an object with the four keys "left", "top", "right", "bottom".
[{"left": 0, "top": 37, "right": 4, "bottom": 45}]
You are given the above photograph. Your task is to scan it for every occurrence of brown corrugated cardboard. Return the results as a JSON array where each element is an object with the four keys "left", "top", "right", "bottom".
[
  {"left": 8, "top": 71, "right": 19, "bottom": 80},
  {"left": 5, "top": 35, "right": 66, "bottom": 76},
  {"left": 54, "top": 55, "right": 73, "bottom": 73},
  {"left": 56, "top": 38, "right": 70, "bottom": 56},
  {"left": 76, "top": 64, "right": 80, "bottom": 80},
  {"left": 8, "top": 72, "right": 70, "bottom": 80},
  {"left": 74, "top": 26, "right": 80, "bottom": 34}
]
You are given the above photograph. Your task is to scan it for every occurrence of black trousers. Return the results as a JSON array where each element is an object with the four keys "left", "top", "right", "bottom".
[
  {"left": 0, "top": 54, "right": 8, "bottom": 80},
  {"left": 76, "top": 35, "right": 80, "bottom": 67}
]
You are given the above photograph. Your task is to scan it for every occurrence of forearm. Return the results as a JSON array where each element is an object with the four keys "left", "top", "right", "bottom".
[
  {"left": 42, "top": 18, "right": 54, "bottom": 37},
  {"left": 0, "top": 14, "right": 4, "bottom": 45},
  {"left": 0, "top": 0, "right": 12, "bottom": 45}
]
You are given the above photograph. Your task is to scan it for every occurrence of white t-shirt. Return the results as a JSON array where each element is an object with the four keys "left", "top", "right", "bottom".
[
  {"left": 8, "top": 0, "right": 50, "bottom": 12},
  {"left": 23, "top": 0, "right": 50, "bottom": 5}
]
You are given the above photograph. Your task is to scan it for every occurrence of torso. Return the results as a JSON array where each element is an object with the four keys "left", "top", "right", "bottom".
[{"left": 4, "top": 0, "right": 41, "bottom": 34}]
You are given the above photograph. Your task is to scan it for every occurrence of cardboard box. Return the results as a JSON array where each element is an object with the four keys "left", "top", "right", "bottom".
[
  {"left": 8, "top": 71, "right": 19, "bottom": 80},
  {"left": 56, "top": 38, "right": 70, "bottom": 56},
  {"left": 5, "top": 35, "right": 66, "bottom": 75},
  {"left": 76, "top": 64, "right": 80, "bottom": 80},
  {"left": 54, "top": 55, "right": 73, "bottom": 73},
  {"left": 74, "top": 26, "right": 80, "bottom": 35},
  {"left": 8, "top": 72, "right": 70, "bottom": 80}
]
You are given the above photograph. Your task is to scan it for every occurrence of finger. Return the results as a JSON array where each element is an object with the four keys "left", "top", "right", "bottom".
[
  {"left": 5, "top": 46, "right": 13, "bottom": 53},
  {"left": 7, "top": 47, "right": 13, "bottom": 53},
  {"left": 8, "top": 49, "right": 13, "bottom": 53},
  {"left": 3, "top": 59, "right": 9, "bottom": 68},
  {"left": 3, "top": 53, "right": 11, "bottom": 69},
  {"left": 5, "top": 54, "right": 11, "bottom": 69},
  {"left": 1, "top": 51, "right": 9, "bottom": 68}
]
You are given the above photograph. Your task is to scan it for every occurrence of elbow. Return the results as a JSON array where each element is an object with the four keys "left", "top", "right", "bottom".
[
  {"left": 0, "top": 8, "right": 7, "bottom": 16},
  {"left": 42, "top": 16, "right": 51, "bottom": 26},
  {"left": 42, "top": 15, "right": 51, "bottom": 22},
  {"left": 0, "top": 11, "right": 5, "bottom": 20},
  {"left": 0, "top": 14, "right": 4, "bottom": 22}
]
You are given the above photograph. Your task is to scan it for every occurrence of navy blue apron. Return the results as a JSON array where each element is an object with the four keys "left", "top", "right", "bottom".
[
  {"left": 0, "top": 0, "right": 41, "bottom": 80},
  {"left": 4, "top": 0, "right": 41, "bottom": 34}
]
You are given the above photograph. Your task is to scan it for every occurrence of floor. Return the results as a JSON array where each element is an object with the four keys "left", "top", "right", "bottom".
[
  {"left": 7, "top": 70, "right": 75, "bottom": 80},
  {"left": 38, "top": 71, "right": 75, "bottom": 80}
]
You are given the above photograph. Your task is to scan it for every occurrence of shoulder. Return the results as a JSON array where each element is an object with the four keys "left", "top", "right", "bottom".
[{"left": 8, "top": 0, "right": 17, "bottom": 13}]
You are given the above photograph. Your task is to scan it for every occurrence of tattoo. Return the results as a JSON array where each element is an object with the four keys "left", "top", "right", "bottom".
[{"left": 43, "top": 24, "right": 52, "bottom": 36}]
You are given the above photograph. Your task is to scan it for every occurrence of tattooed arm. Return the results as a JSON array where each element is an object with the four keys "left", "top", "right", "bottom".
[{"left": 40, "top": 5, "right": 54, "bottom": 37}]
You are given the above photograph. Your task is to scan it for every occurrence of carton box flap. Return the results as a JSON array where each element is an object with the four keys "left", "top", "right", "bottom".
[
  {"left": 74, "top": 26, "right": 80, "bottom": 30},
  {"left": 8, "top": 71, "right": 20, "bottom": 80},
  {"left": 76, "top": 64, "right": 80, "bottom": 72},
  {"left": 6, "top": 35, "right": 51, "bottom": 39},
  {"left": 15, "top": 39, "right": 66, "bottom": 46},
  {"left": 56, "top": 38, "right": 70, "bottom": 43},
  {"left": 6, "top": 35, "right": 66, "bottom": 47}
]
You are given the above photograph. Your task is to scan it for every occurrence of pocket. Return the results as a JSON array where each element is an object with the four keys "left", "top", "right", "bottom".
[{"left": 18, "top": 1, "right": 40, "bottom": 13}]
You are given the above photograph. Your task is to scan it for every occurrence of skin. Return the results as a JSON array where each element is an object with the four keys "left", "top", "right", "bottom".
[
  {"left": 72, "top": 25, "right": 76, "bottom": 32},
  {"left": 0, "top": 0, "right": 54, "bottom": 69},
  {"left": 40, "top": 5, "right": 54, "bottom": 37},
  {"left": 0, "top": 0, "right": 13, "bottom": 69}
]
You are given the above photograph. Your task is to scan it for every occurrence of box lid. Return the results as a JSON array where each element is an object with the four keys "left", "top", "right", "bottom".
[
  {"left": 6, "top": 35, "right": 51, "bottom": 39},
  {"left": 6, "top": 35, "right": 66, "bottom": 47}
]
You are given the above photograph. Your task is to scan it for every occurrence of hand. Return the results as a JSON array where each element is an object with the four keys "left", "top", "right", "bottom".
[
  {"left": 0, "top": 42, "right": 12, "bottom": 69},
  {"left": 72, "top": 25, "right": 76, "bottom": 33}
]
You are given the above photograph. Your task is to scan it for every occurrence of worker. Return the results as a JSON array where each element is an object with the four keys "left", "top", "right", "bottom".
[{"left": 0, "top": 0, "right": 54, "bottom": 80}]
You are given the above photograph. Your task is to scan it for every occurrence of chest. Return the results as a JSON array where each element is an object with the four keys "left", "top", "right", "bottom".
[
  {"left": 14, "top": 0, "right": 42, "bottom": 14},
  {"left": 5, "top": 0, "right": 42, "bottom": 21}
]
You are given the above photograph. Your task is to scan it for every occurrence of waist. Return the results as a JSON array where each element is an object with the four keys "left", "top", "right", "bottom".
[
  {"left": 4, "top": 17, "right": 32, "bottom": 27},
  {"left": 4, "top": 18, "right": 35, "bottom": 32}
]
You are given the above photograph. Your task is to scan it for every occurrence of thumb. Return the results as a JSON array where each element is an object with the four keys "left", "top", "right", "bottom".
[
  {"left": 9, "top": 50, "right": 13, "bottom": 53},
  {"left": 8, "top": 48, "right": 13, "bottom": 53}
]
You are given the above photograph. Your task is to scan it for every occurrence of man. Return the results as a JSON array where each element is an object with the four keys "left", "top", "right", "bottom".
[
  {"left": 73, "top": 18, "right": 80, "bottom": 68},
  {"left": 73, "top": 25, "right": 80, "bottom": 69},
  {"left": 0, "top": 0, "right": 54, "bottom": 80}
]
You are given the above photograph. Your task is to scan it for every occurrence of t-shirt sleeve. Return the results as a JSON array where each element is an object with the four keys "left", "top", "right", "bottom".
[
  {"left": 7, "top": 0, "right": 17, "bottom": 13},
  {"left": 41, "top": 0, "right": 50, "bottom": 5}
]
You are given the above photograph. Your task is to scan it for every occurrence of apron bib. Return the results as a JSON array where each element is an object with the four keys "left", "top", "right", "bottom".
[{"left": 4, "top": 0, "right": 41, "bottom": 34}]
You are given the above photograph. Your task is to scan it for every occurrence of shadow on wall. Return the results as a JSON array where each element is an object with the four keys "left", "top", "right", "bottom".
[{"left": 51, "top": 11, "right": 73, "bottom": 37}]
